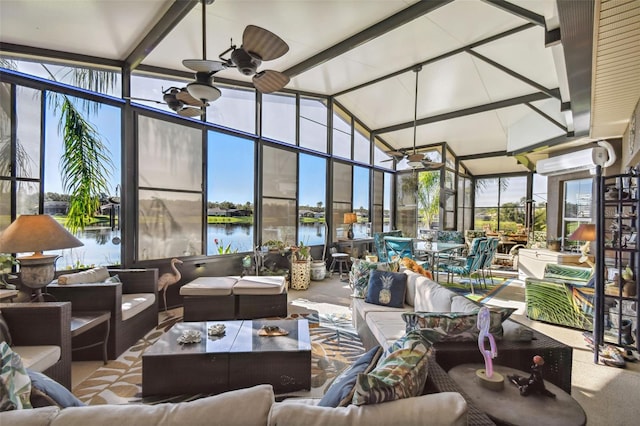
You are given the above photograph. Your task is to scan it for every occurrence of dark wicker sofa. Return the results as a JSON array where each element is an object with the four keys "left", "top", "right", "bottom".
[
  {"left": 0, "top": 302, "right": 72, "bottom": 389},
  {"left": 47, "top": 268, "right": 158, "bottom": 360}
]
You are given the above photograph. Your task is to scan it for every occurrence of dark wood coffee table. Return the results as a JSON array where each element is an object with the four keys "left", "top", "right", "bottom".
[{"left": 142, "top": 319, "right": 310, "bottom": 396}]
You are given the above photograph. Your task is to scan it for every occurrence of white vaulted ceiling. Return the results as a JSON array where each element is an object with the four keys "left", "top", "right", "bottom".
[{"left": 1, "top": 0, "right": 637, "bottom": 176}]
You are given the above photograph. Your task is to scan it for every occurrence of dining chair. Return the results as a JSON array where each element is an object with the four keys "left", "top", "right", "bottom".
[
  {"left": 383, "top": 236, "right": 415, "bottom": 261},
  {"left": 479, "top": 237, "right": 499, "bottom": 287},
  {"left": 440, "top": 238, "right": 487, "bottom": 293}
]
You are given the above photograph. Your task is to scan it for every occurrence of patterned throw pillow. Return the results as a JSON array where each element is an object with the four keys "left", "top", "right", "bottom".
[
  {"left": 352, "top": 344, "right": 430, "bottom": 405},
  {"left": 0, "top": 312, "right": 12, "bottom": 346},
  {"left": 384, "top": 329, "right": 432, "bottom": 358},
  {"left": 0, "top": 341, "right": 32, "bottom": 410},
  {"left": 318, "top": 345, "right": 383, "bottom": 407},
  {"left": 402, "top": 308, "right": 516, "bottom": 343},
  {"left": 349, "top": 259, "right": 377, "bottom": 299},
  {"left": 365, "top": 270, "right": 407, "bottom": 308}
]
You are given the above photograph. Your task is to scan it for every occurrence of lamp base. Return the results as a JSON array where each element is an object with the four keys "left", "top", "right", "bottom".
[
  {"left": 18, "top": 254, "right": 59, "bottom": 302},
  {"left": 347, "top": 227, "right": 354, "bottom": 239}
]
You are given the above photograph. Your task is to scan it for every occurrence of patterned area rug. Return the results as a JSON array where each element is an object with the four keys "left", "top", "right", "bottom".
[
  {"left": 72, "top": 308, "right": 364, "bottom": 405},
  {"left": 437, "top": 274, "right": 514, "bottom": 303}
]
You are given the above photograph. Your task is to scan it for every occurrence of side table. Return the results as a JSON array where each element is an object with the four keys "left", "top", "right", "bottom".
[
  {"left": 449, "top": 363, "right": 586, "bottom": 426},
  {"left": 70, "top": 311, "right": 111, "bottom": 364}
]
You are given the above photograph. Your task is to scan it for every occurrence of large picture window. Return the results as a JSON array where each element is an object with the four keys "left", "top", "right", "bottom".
[
  {"left": 207, "top": 132, "right": 255, "bottom": 255},
  {"left": 562, "top": 178, "right": 592, "bottom": 250},
  {"left": 298, "top": 154, "right": 326, "bottom": 246},
  {"left": 262, "top": 145, "right": 297, "bottom": 245}
]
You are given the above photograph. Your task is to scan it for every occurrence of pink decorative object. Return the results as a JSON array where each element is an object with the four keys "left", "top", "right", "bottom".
[{"left": 477, "top": 306, "right": 497, "bottom": 377}]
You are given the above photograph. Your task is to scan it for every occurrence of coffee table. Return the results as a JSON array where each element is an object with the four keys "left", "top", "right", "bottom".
[
  {"left": 142, "top": 319, "right": 310, "bottom": 396},
  {"left": 449, "top": 363, "right": 586, "bottom": 426}
]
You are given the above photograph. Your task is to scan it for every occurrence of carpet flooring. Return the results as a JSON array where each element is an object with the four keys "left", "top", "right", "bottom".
[{"left": 72, "top": 308, "right": 364, "bottom": 404}]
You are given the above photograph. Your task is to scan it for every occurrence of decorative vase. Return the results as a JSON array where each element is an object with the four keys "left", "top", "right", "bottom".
[
  {"left": 310, "top": 261, "right": 326, "bottom": 281},
  {"left": 291, "top": 259, "right": 311, "bottom": 290}
]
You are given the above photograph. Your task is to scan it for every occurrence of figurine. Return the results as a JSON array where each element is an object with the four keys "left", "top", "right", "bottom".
[
  {"left": 477, "top": 307, "right": 497, "bottom": 377},
  {"left": 507, "top": 355, "right": 556, "bottom": 398}
]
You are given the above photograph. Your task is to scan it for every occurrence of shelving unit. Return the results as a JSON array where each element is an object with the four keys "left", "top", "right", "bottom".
[{"left": 595, "top": 170, "right": 640, "bottom": 362}]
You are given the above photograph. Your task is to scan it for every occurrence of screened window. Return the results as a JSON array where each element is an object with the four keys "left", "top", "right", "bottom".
[
  {"left": 207, "top": 86, "right": 256, "bottom": 134},
  {"left": 332, "top": 105, "right": 351, "bottom": 159},
  {"left": 137, "top": 115, "right": 202, "bottom": 260},
  {"left": 332, "top": 161, "right": 352, "bottom": 240},
  {"left": 562, "top": 178, "right": 592, "bottom": 250},
  {"left": 262, "top": 145, "right": 297, "bottom": 245},
  {"left": 262, "top": 93, "right": 296, "bottom": 144},
  {"left": 353, "top": 166, "right": 370, "bottom": 238},
  {"left": 475, "top": 176, "right": 528, "bottom": 234},
  {"left": 299, "top": 96, "right": 327, "bottom": 153},
  {"left": 353, "top": 122, "right": 370, "bottom": 164}
]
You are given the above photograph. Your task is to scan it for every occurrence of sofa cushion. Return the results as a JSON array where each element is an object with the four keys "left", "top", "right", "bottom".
[
  {"left": 0, "top": 405, "right": 60, "bottom": 425},
  {"left": 318, "top": 345, "right": 383, "bottom": 407},
  {"left": 27, "top": 370, "right": 84, "bottom": 408},
  {"left": 121, "top": 293, "right": 155, "bottom": 322},
  {"left": 179, "top": 276, "right": 237, "bottom": 296},
  {"left": 232, "top": 276, "right": 286, "bottom": 295},
  {"left": 57, "top": 267, "right": 110, "bottom": 285},
  {"left": 0, "top": 341, "right": 32, "bottom": 410},
  {"left": 269, "top": 392, "right": 467, "bottom": 426},
  {"left": 352, "top": 342, "right": 430, "bottom": 405},
  {"left": 49, "top": 384, "right": 274, "bottom": 426},
  {"left": 450, "top": 295, "right": 481, "bottom": 313},
  {"left": 365, "top": 311, "right": 411, "bottom": 352},
  {"left": 0, "top": 311, "right": 12, "bottom": 345},
  {"left": 12, "top": 346, "right": 60, "bottom": 373},
  {"left": 365, "top": 270, "right": 407, "bottom": 308},
  {"left": 412, "top": 273, "right": 456, "bottom": 312}
]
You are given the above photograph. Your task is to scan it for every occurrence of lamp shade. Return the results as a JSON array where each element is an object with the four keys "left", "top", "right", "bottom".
[
  {"left": 568, "top": 223, "right": 596, "bottom": 242},
  {"left": 343, "top": 213, "right": 357, "bottom": 225},
  {"left": 0, "top": 214, "right": 83, "bottom": 254}
]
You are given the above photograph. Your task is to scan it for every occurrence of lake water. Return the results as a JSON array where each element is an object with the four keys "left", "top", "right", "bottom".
[{"left": 51, "top": 222, "right": 372, "bottom": 268}]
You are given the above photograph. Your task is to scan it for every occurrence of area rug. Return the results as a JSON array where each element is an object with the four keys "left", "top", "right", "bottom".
[
  {"left": 72, "top": 308, "right": 365, "bottom": 405},
  {"left": 437, "top": 274, "right": 514, "bottom": 303}
]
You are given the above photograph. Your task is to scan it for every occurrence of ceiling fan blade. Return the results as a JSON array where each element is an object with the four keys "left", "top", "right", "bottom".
[
  {"left": 253, "top": 70, "right": 290, "bottom": 93},
  {"left": 177, "top": 107, "right": 203, "bottom": 118},
  {"left": 242, "top": 25, "right": 289, "bottom": 61},
  {"left": 182, "top": 59, "right": 226, "bottom": 73},
  {"left": 175, "top": 89, "right": 206, "bottom": 107},
  {"left": 422, "top": 161, "right": 444, "bottom": 171},
  {"left": 406, "top": 153, "right": 425, "bottom": 163},
  {"left": 126, "top": 96, "right": 163, "bottom": 105}
]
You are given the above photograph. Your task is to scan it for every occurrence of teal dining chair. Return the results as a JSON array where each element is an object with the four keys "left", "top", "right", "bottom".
[{"left": 440, "top": 238, "right": 487, "bottom": 293}]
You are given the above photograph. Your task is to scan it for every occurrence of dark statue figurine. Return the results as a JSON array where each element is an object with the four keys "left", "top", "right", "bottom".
[{"left": 507, "top": 355, "right": 556, "bottom": 398}]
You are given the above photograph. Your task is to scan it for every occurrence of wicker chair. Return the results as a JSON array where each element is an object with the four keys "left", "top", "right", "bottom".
[
  {"left": 48, "top": 269, "right": 158, "bottom": 360},
  {"left": 0, "top": 302, "right": 72, "bottom": 389}
]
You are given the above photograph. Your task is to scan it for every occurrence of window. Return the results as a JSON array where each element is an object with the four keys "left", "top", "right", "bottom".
[
  {"left": 353, "top": 122, "right": 370, "bottom": 164},
  {"left": 298, "top": 153, "right": 326, "bottom": 246},
  {"left": 299, "top": 96, "right": 327, "bottom": 153},
  {"left": 396, "top": 173, "right": 417, "bottom": 237},
  {"left": 262, "top": 93, "right": 296, "bottom": 144},
  {"left": 353, "top": 166, "right": 370, "bottom": 238},
  {"left": 262, "top": 145, "right": 297, "bottom": 245},
  {"left": 332, "top": 161, "right": 352, "bottom": 240},
  {"left": 332, "top": 105, "right": 351, "bottom": 159},
  {"left": 562, "top": 178, "right": 592, "bottom": 251},
  {"left": 475, "top": 176, "right": 528, "bottom": 234},
  {"left": 373, "top": 138, "right": 393, "bottom": 169},
  {"left": 137, "top": 115, "right": 202, "bottom": 260},
  {"left": 207, "top": 86, "right": 256, "bottom": 135},
  {"left": 207, "top": 132, "right": 255, "bottom": 255}
]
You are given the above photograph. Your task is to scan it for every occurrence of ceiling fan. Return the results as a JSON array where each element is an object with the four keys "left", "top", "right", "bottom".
[
  {"left": 382, "top": 66, "right": 444, "bottom": 171},
  {"left": 127, "top": 87, "right": 207, "bottom": 117},
  {"left": 181, "top": 0, "right": 290, "bottom": 103}
]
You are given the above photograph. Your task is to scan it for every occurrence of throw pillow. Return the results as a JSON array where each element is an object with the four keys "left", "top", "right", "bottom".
[
  {"left": 0, "top": 341, "right": 32, "bottom": 410},
  {"left": 27, "top": 369, "right": 85, "bottom": 408},
  {"left": 349, "top": 259, "right": 377, "bottom": 299},
  {"left": 104, "top": 274, "right": 121, "bottom": 284},
  {"left": 352, "top": 344, "right": 430, "bottom": 405},
  {"left": 402, "top": 308, "right": 516, "bottom": 344},
  {"left": 57, "top": 266, "right": 110, "bottom": 285},
  {"left": 0, "top": 311, "right": 11, "bottom": 346},
  {"left": 383, "top": 329, "right": 432, "bottom": 359},
  {"left": 318, "top": 345, "right": 383, "bottom": 407},
  {"left": 365, "top": 270, "right": 407, "bottom": 308}
]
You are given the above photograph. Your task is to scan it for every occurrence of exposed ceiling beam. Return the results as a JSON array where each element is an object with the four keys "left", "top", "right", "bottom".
[
  {"left": 0, "top": 42, "right": 123, "bottom": 68},
  {"left": 482, "top": 0, "right": 545, "bottom": 26},
  {"left": 466, "top": 50, "right": 561, "bottom": 100},
  {"left": 457, "top": 150, "right": 508, "bottom": 161},
  {"left": 283, "top": 0, "right": 453, "bottom": 78},
  {"left": 125, "top": 0, "right": 200, "bottom": 71},
  {"left": 334, "top": 23, "right": 534, "bottom": 98},
  {"left": 375, "top": 92, "right": 551, "bottom": 134},
  {"left": 525, "top": 102, "right": 567, "bottom": 133}
]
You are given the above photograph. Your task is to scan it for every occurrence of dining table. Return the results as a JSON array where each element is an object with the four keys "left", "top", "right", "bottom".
[{"left": 414, "top": 241, "right": 467, "bottom": 276}]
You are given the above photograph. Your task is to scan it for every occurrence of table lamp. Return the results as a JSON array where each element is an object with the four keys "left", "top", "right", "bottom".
[
  {"left": 344, "top": 213, "right": 357, "bottom": 240},
  {"left": 568, "top": 223, "right": 595, "bottom": 266},
  {"left": 0, "top": 214, "right": 83, "bottom": 301}
]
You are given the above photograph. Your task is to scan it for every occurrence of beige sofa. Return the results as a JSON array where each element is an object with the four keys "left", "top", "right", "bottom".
[
  {"left": 353, "top": 270, "right": 574, "bottom": 394},
  {"left": 1, "top": 384, "right": 468, "bottom": 426}
]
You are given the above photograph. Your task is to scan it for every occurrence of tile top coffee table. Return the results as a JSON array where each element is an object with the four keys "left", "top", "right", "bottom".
[
  {"left": 449, "top": 363, "right": 586, "bottom": 426},
  {"left": 142, "top": 319, "right": 310, "bottom": 396}
]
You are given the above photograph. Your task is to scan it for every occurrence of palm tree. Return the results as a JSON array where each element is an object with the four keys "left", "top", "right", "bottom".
[
  {"left": 416, "top": 171, "right": 440, "bottom": 229},
  {"left": 2, "top": 59, "right": 117, "bottom": 233}
]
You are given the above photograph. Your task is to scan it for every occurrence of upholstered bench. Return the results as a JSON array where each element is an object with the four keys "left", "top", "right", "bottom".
[{"left": 180, "top": 276, "right": 287, "bottom": 321}]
